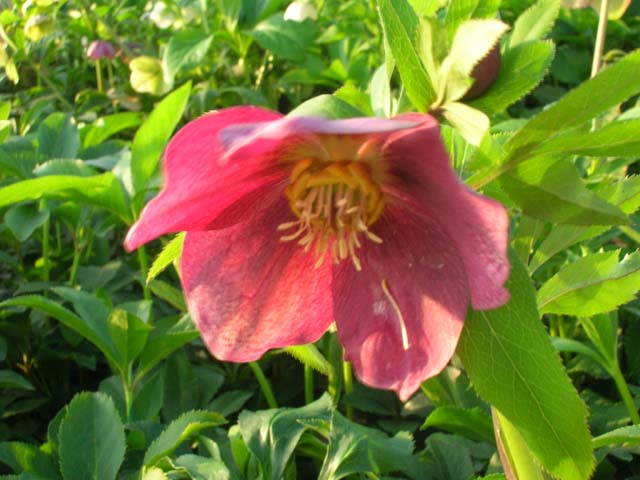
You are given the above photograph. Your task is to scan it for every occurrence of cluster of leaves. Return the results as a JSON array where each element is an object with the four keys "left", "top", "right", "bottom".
[{"left": 0, "top": 0, "right": 640, "bottom": 479}]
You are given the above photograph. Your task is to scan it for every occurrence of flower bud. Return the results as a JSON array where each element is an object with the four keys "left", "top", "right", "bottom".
[{"left": 463, "top": 43, "right": 501, "bottom": 101}]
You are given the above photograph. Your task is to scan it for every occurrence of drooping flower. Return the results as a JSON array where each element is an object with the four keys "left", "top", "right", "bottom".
[
  {"left": 87, "top": 40, "right": 117, "bottom": 61},
  {"left": 125, "top": 107, "right": 510, "bottom": 400}
]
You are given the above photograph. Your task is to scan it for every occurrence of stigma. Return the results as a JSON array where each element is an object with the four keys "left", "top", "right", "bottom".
[{"left": 277, "top": 154, "right": 385, "bottom": 271}]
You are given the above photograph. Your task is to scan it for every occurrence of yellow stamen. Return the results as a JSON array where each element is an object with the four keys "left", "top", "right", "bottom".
[{"left": 381, "top": 279, "right": 410, "bottom": 351}]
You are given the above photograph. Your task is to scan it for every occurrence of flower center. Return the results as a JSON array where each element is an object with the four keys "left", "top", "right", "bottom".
[{"left": 277, "top": 158, "right": 385, "bottom": 270}]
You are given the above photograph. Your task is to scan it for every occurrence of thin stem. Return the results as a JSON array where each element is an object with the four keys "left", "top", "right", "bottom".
[
  {"left": 342, "top": 359, "right": 354, "bottom": 419},
  {"left": 304, "top": 364, "right": 314, "bottom": 404},
  {"left": 95, "top": 60, "right": 104, "bottom": 92},
  {"left": 591, "top": 0, "right": 609, "bottom": 78},
  {"left": 41, "top": 202, "right": 50, "bottom": 283},
  {"left": 137, "top": 246, "right": 152, "bottom": 301},
  {"left": 611, "top": 365, "right": 640, "bottom": 424},
  {"left": 122, "top": 372, "right": 133, "bottom": 422},
  {"left": 249, "top": 361, "right": 278, "bottom": 409}
]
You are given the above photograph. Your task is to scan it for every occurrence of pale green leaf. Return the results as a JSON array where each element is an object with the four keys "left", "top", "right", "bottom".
[
  {"left": 457, "top": 252, "right": 594, "bottom": 480},
  {"left": 143, "top": 410, "right": 226, "bottom": 466},
  {"left": 377, "top": 0, "right": 436, "bottom": 111},
  {"left": 537, "top": 250, "right": 640, "bottom": 316},
  {"left": 509, "top": 0, "right": 561, "bottom": 47},
  {"left": 131, "top": 82, "right": 191, "bottom": 198},
  {"left": 147, "top": 233, "right": 184, "bottom": 284},
  {"left": 442, "top": 102, "right": 489, "bottom": 146},
  {"left": 130, "top": 56, "right": 172, "bottom": 96},
  {"left": 58, "top": 392, "right": 126, "bottom": 480},
  {"left": 83, "top": 112, "right": 143, "bottom": 148},
  {"left": 282, "top": 344, "right": 335, "bottom": 378}
]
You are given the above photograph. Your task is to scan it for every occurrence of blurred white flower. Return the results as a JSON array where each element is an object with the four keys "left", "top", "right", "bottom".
[{"left": 283, "top": 1, "right": 317, "bottom": 22}]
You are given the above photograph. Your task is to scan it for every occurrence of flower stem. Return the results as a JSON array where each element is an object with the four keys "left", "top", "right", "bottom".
[
  {"left": 611, "top": 364, "right": 640, "bottom": 424},
  {"left": 591, "top": 0, "right": 609, "bottom": 79},
  {"left": 95, "top": 60, "right": 104, "bottom": 92},
  {"left": 249, "top": 361, "right": 278, "bottom": 409},
  {"left": 41, "top": 201, "right": 50, "bottom": 283},
  {"left": 342, "top": 359, "right": 354, "bottom": 419},
  {"left": 304, "top": 364, "right": 314, "bottom": 404}
]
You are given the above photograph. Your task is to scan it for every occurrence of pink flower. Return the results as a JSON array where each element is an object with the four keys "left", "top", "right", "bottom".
[
  {"left": 125, "top": 107, "right": 510, "bottom": 400},
  {"left": 87, "top": 40, "right": 116, "bottom": 61}
]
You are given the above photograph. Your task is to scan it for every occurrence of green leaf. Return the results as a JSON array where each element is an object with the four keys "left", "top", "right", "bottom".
[
  {"left": 83, "top": 112, "right": 143, "bottom": 148},
  {"left": 239, "top": 394, "right": 332, "bottom": 480},
  {"left": 136, "top": 315, "right": 199, "bottom": 381},
  {"left": 163, "top": 30, "right": 213, "bottom": 80},
  {"left": 529, "top": 175, "right": 640, "bottom": 272},
  {"left": 592, "top": 425, "right": 640, "bottom": 449},
  {"left": 422, "top": 406, "right": 494, "bottom": 444},
  {"left": 143, "top": 410, "right": 226, "bottom": 466},
  {"left": 551, "top": 337, "right": 607, "bottom": 367},
  {"left": 438, "top": 19, "right": 508, "bottom": 102},
  {"left": 508, "top": 0, "right": 560, "bottom": 47},
  {"left": 4, "top": 204, "right": 49, "bottom": 242},
  {"left": 287, "top": 94, "right": 363, "bottom": 119},
  {"left": 0, "top": 173, "right": 129, "bottom": 221},
  {"left": 442, "top": 102, "right": 490, "bottom": 146},
  {"left": 147, "top": 233, "right": 184, "bottom": 284},
  {"left": 173, "top": 454, "right": 232, "bottom": 480},
  {"left": 531, "top": 118, "right": 640, "bottom": 158},
  {"left": 130, "top": 370, "right": 164, "bottom": 422},
  {"left": 457, "top": 251, "right": 594, "bottom": 480},
  {"left": 0, "top": 442, "right": 58, "bottom": 478},
  {"left": 252, "top": 15, "right": 317, "bottom": 62},
  {"left": 505, "top": 49, "right": 640, "bottom": 159},
  {"left": 148, "top": 279, "right": 186, "bottom": 311},
  {"left": 470, "top": 40, "right": 555, "bottom": 115},
  {"left": 107, "top": 309, "right": 152, "bottom": 370},
  {"left": 0, "top": 371, "right": 35, "bottom": 391},
  {"left": 377, "top": 0, "right": 436, "bottom": 111},
  {"left": 37, "top": 113, "right": 80, "bottom": 160},
  {"left": 500, "top": 156, "right": 628, "bottom": 225},
  {"left": 537, "top": 251, "right": 640, "bottom": 316},
  {"left": 282, "top": 344, "right": 335, "bottom": 378},
  {"left": 0, "top": 295, "right": 120, "bottom": 367},
  {"left": 58, "top": 392, "right": 126, "bottom": 480},
  {"left": 131, "top": 81, "right": 191, "bottom": 199}
]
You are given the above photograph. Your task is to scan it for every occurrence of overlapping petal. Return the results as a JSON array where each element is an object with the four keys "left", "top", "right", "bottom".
[
  {"left": 181, "top": 194, "right": 334, "bottom": 361},
  {"left": 125, "top": 106, "right": 285, "bottom": 251},
  {"left": 383, "top": 115, "right": 510, "bottom": 310},
  {"left": 332, "top": 205, "right": 468, "bottom": 400}
]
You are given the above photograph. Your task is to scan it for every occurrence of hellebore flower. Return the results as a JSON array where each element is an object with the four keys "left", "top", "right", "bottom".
[
  {"left": 125, "top": 107, "right": 510, "bottom": 400},
  {"left": 87, "top": 40, "right": 116, "bottom": 61}
]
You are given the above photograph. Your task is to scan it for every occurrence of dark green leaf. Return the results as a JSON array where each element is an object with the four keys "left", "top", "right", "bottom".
[
  {"left": 0, "top": 371, "right": 35, "bottom": 391},
  {"left": 252, "top": 16, "right": 317, "bottom": 62},
  {"left": 0, "top": 442, "right": 59, "bottom": 478},
  {"left": 422, "top": 406, "right": 494, "bottom": 444},
  {"left": 37, "top": 113, "right": 79, "bottom": 160},
  {"left": 4, "top": 204, "right": 49, "bottom": 242}
]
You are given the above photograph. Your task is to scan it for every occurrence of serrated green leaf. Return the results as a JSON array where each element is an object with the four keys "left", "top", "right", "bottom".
[
  {"left": 282, "top": 344, "right": 335, "bottom": 378},
  {"left": 538, "top": 250, "right": 640, "bottom": 316},
  {"left": 147, "top": 233, "right": 185, "bottom": 284},
  {"left": 457, "top": 251, "right": 594, "bottom": 480},
  {"left": 438, "top": 19, "right": 508, "bottom": 102},
  {"left": 37, "top": 113, "right": 79, "bottom": 160},
  {"left": 288, "top": 94, "right": 364, "bottom": 119},
  {"left": 239, "top": 394, "right": 332, "bottom": 480},
  {"left": 0, "top": 295, "right": 120, "bottom": 367},
  {"left": 0, "top": 173, "right": 129, "bottom": 221},
  {"left": 505, "top": 49, "right": 640, "bottom": 159},
  {"left": 532, "top": 118, "right": 640, "bottom": 158},
  {"left": 58, "top": 392, "right": 126, "bottom": 480},
  {"left": 422, "top": 406, "right": 494, "bottom": 444},
  {"left": 500, "top": 155, "right": 628, "bottom": 225},
  {"left": 0, "top": 442, "right": 58, "bottom": 478},
  {"left": 163, "top": 30, "right": 213, "bottom": 80},
  {"left": 252, "top": 15, "right": 317, "bottom": 62},
  {"left": 143, "top": 410, "right": 226, "bottom": 466},
  {"left": 529, "top": 175, "right": 640, "bottom": 272},
  {"left": 377, "top": 0, "right": 436, "bottom": 111},
  {"left": 131, "top": 82, "right": 191, "bottom": 200},
  {"left": 508, "top": 0, "right": 560, "bottom": 47},
  {"left": 592, "top": 425, "right": 640, "bottom": 449},
  {"left": 0, "top": 371, "right": 35, "bottom": 391},
  {"left": 470, "top": 40, "right": 555, "bottom": 115}
]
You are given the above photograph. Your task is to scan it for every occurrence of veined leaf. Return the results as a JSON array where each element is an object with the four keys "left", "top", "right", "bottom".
[
  {"left": 377, "top": 0, "right": 436, "bottom": 111},
  {"left": 537, "top": 250, "right": 640, "bottom": 316},
  {"left": 457, "top": 252, "right": 594, "bottom": 480},
  {"left": 143, "top": 410, "right": 226, "bottom": 466},
  {"left": 592, "top": 425, "right": 640, "bottom": 449},
  {"left": 283, "top": 344, "right": 335, "bottom": 378},
  {"left": 508, "top": 0, "right": 561, "bottom": 47}
]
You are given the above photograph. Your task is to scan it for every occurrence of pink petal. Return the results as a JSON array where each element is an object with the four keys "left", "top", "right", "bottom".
[
  {"left": 181, "top": 194, "right": 334, "bottom": 362},
  {"left": 383, "top": 116, "right": 510, "bottom": 310},
  {"left": 333, "top": 206, "right": 468, "bottom": 401},
  {"left": 125, "top": 106, "right": 285, "bottom": 251}
]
